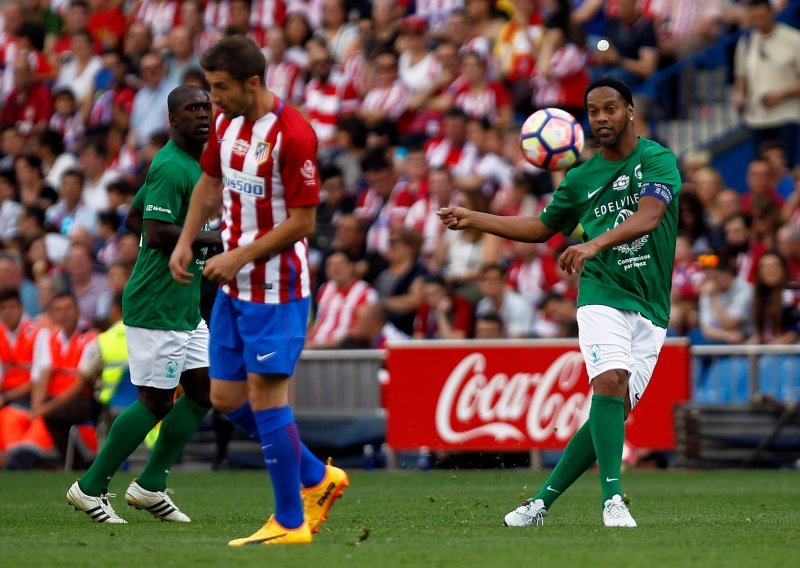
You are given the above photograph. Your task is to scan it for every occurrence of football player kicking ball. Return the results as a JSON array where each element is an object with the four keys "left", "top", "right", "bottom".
[
  {"left": 169, "top": 36, "right": 348, "bottom": 546},
  {"left": 439, "top": 77, "right": 680, "bottom": 528},
  {"left": 68, "top": 85, "right": 220, "bottom": 523}
]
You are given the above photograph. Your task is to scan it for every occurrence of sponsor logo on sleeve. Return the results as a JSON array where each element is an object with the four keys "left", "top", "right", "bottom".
[
  {"left": 145, "top": 204, "right": 172, "bottom": 214},
  {"left": 300, "top": 159, "right": 317, "bottom": 186}
]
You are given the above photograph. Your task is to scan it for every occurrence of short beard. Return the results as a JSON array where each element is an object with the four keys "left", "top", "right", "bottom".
[{"left": 598, "top": 119, "right": 629, "bottom": 148}]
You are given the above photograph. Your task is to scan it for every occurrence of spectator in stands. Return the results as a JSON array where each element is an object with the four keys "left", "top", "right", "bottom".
[
  {"left": 48, "top": 88, "right": 85, "bottom": 153},
  {"left": 331, "top": 116, "right": 367, "bottom": 191},
  {"left": 31, "top": 291, "right": 99, "bottom": 469},
  {"left": 398, "top": 16, "right": 439, "bottom": 99},
  {"left": 505, "top": 240, "right": 558, "bottom": 312},
  {"left": 692, "top": 250, "right": 755, "bottom": 345},
  {"left": 88, "top": 49, "right": 136, "bottom": 132},
  {"left": 734, "top": 0, "right": 800, "bottom": 167},
  {"left": 33, "top": 129, "right": 77, "bottom": 189},
  {"left": 60, "top": 242, "right": 109, "bottom": 324},
  {"left": 164, "top": 25, "right": 201, "bottom": 88},
  {"left": 474, "top": 311, "right": 505, "bottom": 339},
  {"left": 303, "top": 38, "right": 360, "bottom": 149},
  {"left": 128, "top": 51, "right": 175, "bottom": 148},
  {"left": 493, "top": 0, "right": 538, "bottom": 98},
  {"left": 17, "top": 206, "right": 46, "bottom": 252},
  {"left": 652, "top": 0, "right": 724, "bottom": 63},
  {"left": 309, "top": 249, "right": 379, "bottom": 348},
  {"left": 742, "top": 158, "right": 782, "bottom": 214},
  {"left": 413, "top": 274, "right": 474, "bottom": 340},
  {"left": 0, "top": 287, "right": 41, "bottom": 408},
  {"left": 12, "top": 21, "right": 56, "bottom": 85},
  {"left": 313, "top": 164, "right": 355, "bottom": 254},
  {"left": 678, "top": 190, "right": 710, "bottom": 254},
  {"left": 356, "top": 147, "right": 415, "bottom": 255},
  {"left": 315, "top": 0, "right": 359, "bottom": 64},
  {"left": 225, "top": 0, "right": 266, "bottom": 46},
  {"left": 0, "top": 250, "right": 40, "bottom": 317},
  {"left": 436, "top": 50, "right": 513, "bottom": 128},
  {"left": 0, "top": 127, "right": 26, "bottom": 171},
  {"left": 363, "top": 0, "right": 401, "bottom": 59},
  {"left": 538, "top": 291, "right": 579, "bottom": 338},
  {"left": 758, "top": 140, "right": 795, "bottom": 200},
  {"left": 532, "top": 14, "right": 590, "bottom": 122},
  {"left": 179, "top": 0, "right": 220, "bottom": 57},
  {"left": 284, "top": 11, "right": 313, "bottom": 69},
  {"left": 750, "top": 197, "right": 783, "bottom": 252},
  {"left": 15, "top": 155, "right": 57, "bottom": 213},
  {"left": 424, "top": 108, "right": 480, "bottom": 180},
  {"left": 44, "top": 169, "right": 97, "bottom": 238},
  {"left": 475, "top": 263, "right": 534, "bottom": 339},
  {"left": 593, "top": 0, "right": 659, "bottom": 87},
  {"left": 114, "top": 232, "right": 140, "bottom": 267},
  {"left": 87, "top": 0, "right": 126, "bottom": 51},
  {"left": 373, "top": 227, "right": 427, "bottom": 336},
  {"left": 0, "top": 170, "right": 22, "bottom": 244},
  {"left": 723, "top": 212, "right": 763, "bottom": 283},
  {"left": 341, "top": 302, "right": 409, "bottom": 348},
  {"left": 359, "top": 48, "right": 412, "bottom": 132},
  {"left": 751, "top": 251, "right": 800, "bottom": 344},
  {"left": 54, "top": 30, "right": 103, "bottom": 109},
  {"left": 264, "top": 27, "right": 305, "bottom": 107},
  {"left": 669, "top": 232, "right": 704, "bottom": 336},
  {"left": 95, "top": 260, "right": 130, "bottom": 324},
  {"left": 77, "top": 137, "right": 119, "bottom": 211},
  {"left": 776, "top": 223, "right": 800, "bottom": 282},
  {"left": 1, "top": 54, "right": 53, "bottom": 138}
]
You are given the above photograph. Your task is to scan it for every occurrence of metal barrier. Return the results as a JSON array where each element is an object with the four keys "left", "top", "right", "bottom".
[
  {"left": 691, "top": 344, "right": 800, "bottom": 404},
  {"left": 291, "top": 349, "right": 386, "bottom": 418},
  {"left": 641, "top": 32, "right": 743, "bottom": 159}
]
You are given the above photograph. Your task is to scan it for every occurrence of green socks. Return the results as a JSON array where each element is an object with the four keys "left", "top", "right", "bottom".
[
  {"left": 589, "top": 394, "right": 625, "bottom": 504},
  {"left": 136, "top": 396, "right": 210, "bottom": 492},
  {"left": 533, "top": 421, "right": 596, "bottom": 509},
  {"left": 79, "top": 401, "right": 160, "bottom": 496}
]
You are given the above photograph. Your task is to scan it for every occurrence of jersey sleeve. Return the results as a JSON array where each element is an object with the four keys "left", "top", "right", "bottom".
[
  {"left": 639, "top": 145, "right": 682, "bottom": 199},
  {"left": 142, "top": 161, "right": 183, "bottom": 224},
  {"left": 538, "top": 174, "right": 579, "bottom": 234},
  {"left": 200, "top": 114, "right": 223, "bottom": 178},
  {"left": 131, "top": 184, "right": 146, "bottom": 210},
  {"left": 279, "top": 117, "right": 321, "bottom": 208}
]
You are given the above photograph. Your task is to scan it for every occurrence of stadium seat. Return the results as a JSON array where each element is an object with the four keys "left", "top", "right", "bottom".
[
  {"left": 758, "top": 355, "right": 800, "bottom": 401},
  {"left": 694, "top": 357, "right": 751, "bottom": 403}
]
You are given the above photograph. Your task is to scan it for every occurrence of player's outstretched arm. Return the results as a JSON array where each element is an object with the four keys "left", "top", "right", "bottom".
[
  {"left": 438, "top": 206, "right": 557, "bottom": 244},
  {"left": 170, "top": 173, "right": 223, "bottom": 284}
]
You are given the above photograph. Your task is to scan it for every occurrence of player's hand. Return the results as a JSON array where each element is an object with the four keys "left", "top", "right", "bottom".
[
  {"left": 169, "top": 242, "right": 195, "bottom": 285},
  {"left": 203, "top": 250, "right": 244, "bottom": 284},
  {"left": 438, "top": 207, "right": 470, "bottom": 230},
  {"left": 559, "top": 242, "right": 599, "bottom": 276}
]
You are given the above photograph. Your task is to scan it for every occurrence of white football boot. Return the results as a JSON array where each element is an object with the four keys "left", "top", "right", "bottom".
[
  {"left": 602, "top": 494, "right": 637, "bottom": 527},
  {"left": 503, "top": 498, "right": 548, "bottom": 527},
  {"left": 125, "top": 480, "right": 191, "bottom": 522},
  {"left": 67, "top": 481, "right": 127, "bottom": 524}
]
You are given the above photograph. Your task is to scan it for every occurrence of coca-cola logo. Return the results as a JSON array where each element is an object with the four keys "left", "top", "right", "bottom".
[{"left": 435, "top": 351, "right": 591, "bottom": 444}]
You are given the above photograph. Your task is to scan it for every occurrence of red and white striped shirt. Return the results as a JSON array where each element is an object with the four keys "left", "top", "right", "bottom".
[
  {"left": 359, "top": 181, "right": 416, "bottom": 255},
  {"left": 449, "top": 77, "right": 511, "bottom": 124},
  {"left": 265, "top": 59, "right": 305, "bottom": 105},
  {"left": 303, "top": 70, "right": 360, "bottom": 146},
  {"left": 405, "top": 196, "right": 450, "bottom": 256},
  {"left": 532, "top": 43, "right": 589, "bottom": 110},
  {"left": 200, "top": 100, "right": 320, "bottom": 304},
  {"left": 424, "top": 137, "right": 480, "bottom": 179},
  {"left": 361, "top": 80, "right": 411, "bottom": 121},
  {"left": 133, "top": 0, "right": 180, "bottom": 44},
  {"left": 310, "top": 280, "right": 378, "bottom": 345}
]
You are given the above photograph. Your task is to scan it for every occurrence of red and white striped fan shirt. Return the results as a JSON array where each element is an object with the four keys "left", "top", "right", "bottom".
[
  {"left": 200, "top": 100, "right": 320, "bottom": 304},
  {"left": 423, "top": 137, "right": 480, "bottom": 179},
  {"left": 304, "top": 70, "right": 360, "bottom": 146},
  {"left": 310, "top": 280, "right": 378, "bottom": 345},
  {"left": 265, "top": 59, "right": 305, "bottom": 105}
]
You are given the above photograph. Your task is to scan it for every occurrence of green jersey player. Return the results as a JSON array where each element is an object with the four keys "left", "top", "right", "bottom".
[
  {"left": 68, "top": 86, "right": 221, "bottom": 524},
  {"left": 439, "top": 77, "right": 680, "bottom": 528}
]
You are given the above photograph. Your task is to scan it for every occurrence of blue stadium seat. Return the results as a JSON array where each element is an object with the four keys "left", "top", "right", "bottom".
[
  {"left": 758, "top": 355, "right": 800, "bottom": 401},
  {"left": 694, "top": 357, "right": 751, "bottom": 403}
]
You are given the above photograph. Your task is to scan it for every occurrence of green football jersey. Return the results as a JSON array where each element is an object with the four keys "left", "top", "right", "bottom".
[
  {"left": 539, "top": 137, "right": 681, "bottom": 328},
  {"left": 123, "top": 140, "right": 207, "bottom": 330}
]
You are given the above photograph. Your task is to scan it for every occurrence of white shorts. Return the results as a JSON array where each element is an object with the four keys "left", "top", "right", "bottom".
[
  {"left": 126, "top": 320, "right": 210, "bottom": 389},
  {"left": 577, "top": 305, "right": 667, "bottom": 409}
]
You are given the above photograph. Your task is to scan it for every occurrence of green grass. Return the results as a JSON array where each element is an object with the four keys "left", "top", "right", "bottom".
[{"left": 1, "top": 469, "right": 798, "bottom": 567}]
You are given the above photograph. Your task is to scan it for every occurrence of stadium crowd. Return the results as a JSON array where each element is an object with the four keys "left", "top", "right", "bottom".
[{"left": 1, "top": 0, "right": 800, "bottom": 469}]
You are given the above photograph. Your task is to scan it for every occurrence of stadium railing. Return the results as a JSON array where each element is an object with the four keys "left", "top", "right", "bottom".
[{"left": 640, "top": 32, "right": 744, "bottom": 159}]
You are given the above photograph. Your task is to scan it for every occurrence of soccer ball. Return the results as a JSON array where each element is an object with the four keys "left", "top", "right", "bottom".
[{"left": 519, "top": 108, "right": 585, "bottom": 171}]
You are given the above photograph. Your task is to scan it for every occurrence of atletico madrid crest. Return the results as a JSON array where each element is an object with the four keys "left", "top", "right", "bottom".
[{"left": 255, "top": 141, "right": 271, "bottom": 164}]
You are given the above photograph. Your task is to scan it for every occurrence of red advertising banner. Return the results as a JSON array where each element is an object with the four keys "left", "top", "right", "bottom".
[{"left": 386, "top": 340, "right": 690, "bottom": 451}]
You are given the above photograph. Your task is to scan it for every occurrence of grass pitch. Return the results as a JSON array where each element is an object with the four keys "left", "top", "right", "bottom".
[{"left": 0, "top": 469, "right": 798, "bottom": 567}]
